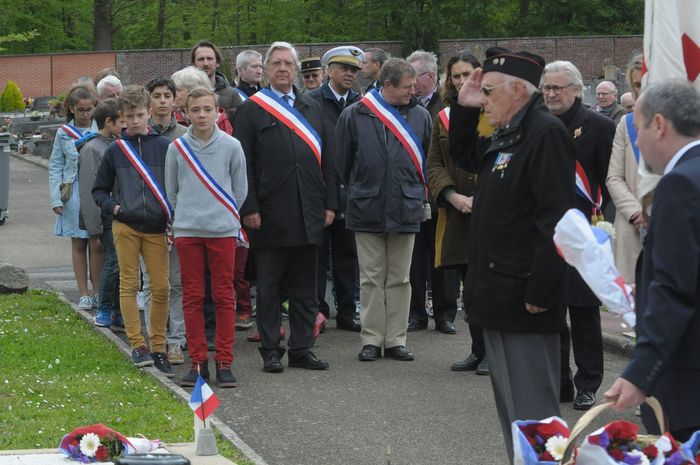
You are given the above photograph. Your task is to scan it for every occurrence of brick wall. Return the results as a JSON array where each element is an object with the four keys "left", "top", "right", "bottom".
[
  {"left": 0, "top": 37, "right": 641, "bottom": 98},
  {"left": 0, "top": 52, "right": 116, "bottom": 98}
]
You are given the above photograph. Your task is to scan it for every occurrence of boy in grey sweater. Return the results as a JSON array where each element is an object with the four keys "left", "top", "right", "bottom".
[{"left": 165, "top": 86, "right": 247, "bottom": 387}]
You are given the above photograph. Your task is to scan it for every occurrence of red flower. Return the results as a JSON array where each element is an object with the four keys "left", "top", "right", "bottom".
[
  {"left": 610, "top": 448, "right": 625, "bottom": 461},
  {"left": 95, "top": 445, "right": 109, "bottom": 461},
  {"left": 540, "top": 451, "right": 555, "bottom": 461},
  {"left": 642, "top": 445, "right": 658, "bottom": 459},
  {"left": 588, "top": 434, "right": 602, "bottom": 446},
  {"left": 605, "top": 421, "right": 639, "bottom": 441},
  {"left": 70, "top": 439, "right": 78, "bottom": 447},
  {"left": 538, "top": 421, "right": 568, "bottom": 439}
]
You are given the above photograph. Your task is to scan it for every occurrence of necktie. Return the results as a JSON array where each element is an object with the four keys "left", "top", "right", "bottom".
[
  {"left": 339, "top": 97, "right": 345, "bottom": 108},
  {"left": 282, "top": 95, "right": 291, "bottom": 105}
]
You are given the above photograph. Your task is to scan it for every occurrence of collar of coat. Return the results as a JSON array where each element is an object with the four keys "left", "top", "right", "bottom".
[
  {"left": 319, "top": 82, "right": 359, "bottom": 106},
  {"left": 486, "top": 92, "right": 545, "bottom": 153}
]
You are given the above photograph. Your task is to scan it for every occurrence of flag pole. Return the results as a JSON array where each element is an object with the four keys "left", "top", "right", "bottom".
[{"left": 197, "top": 363, "right": 206, "bottom": 429}]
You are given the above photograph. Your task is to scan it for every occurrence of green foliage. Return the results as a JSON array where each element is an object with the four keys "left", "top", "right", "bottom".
[
  {"left": 0, "top": 29, "right": 39, "bottom": 52},
  {"left": 0, "top": 0, "right": 645, "bottom": 56},
  {"left": 0, "top": 80, "right": 25, "bottom": 111}
]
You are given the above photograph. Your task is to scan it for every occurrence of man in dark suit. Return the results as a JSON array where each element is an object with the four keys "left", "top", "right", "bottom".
[
  {"left": 360, "top": 48, "right": 386, "bottom": 94},
  {"left": 234, "top": 41, "right": 336, "bottom": 373},
  {"left": 541, "top": 60, "right": 616, "bottom": 410},
  {"left": 606, "top": 80, "right": 700, "bottom": 441},
  {"left": 450, "top": 48, "right": 575, "bottom": 463}
]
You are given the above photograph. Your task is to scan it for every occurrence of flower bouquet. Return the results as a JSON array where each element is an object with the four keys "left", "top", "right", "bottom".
[
  {"left": 58, "top": 424, "right": 162, "bottom": 463},
  {"left": 512, "top": 416, "right": 570, "bottom": 464}
]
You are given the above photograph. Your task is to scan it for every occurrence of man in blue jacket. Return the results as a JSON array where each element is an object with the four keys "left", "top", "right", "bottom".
[{"left": 606, "top": 80, "right": 700, "bottom": 442}]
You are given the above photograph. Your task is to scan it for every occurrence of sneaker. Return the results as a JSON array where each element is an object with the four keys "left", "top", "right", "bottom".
[
  {"left": 181, "top": 360, "right": 209, "bottom": 387},
  {"left": 235, "top": 314, "right": 254, "bottom": 329},
  {"left": 111, "top": 313, "right": 125, "bottom": 333},
  {"left": 78, "top": 295, "right": 93, "bottom": 310},
  {"left": 168, "top": 344, "right": 185, "bottom": 365},
  {"left": 216, "top": 361, "right": 238, "bottom": 388},
  {"left": 152, "top": 352, "right": 174, "bottom": 378},
  {"left": 93, "top": 309, "right": 112, "bottom": 327},
  {"left": 131, "top": 346, "right": 154, "bottom": 367}
]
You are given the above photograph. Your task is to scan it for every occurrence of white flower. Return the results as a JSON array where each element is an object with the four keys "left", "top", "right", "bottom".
[
  {"left": 545, "top": 435, "right": 568, "bottom": 461},
  {"left": 625, "top": 450, "right": 650, "bottom": 465},
  {"left": 595, "top": 221, "right": 616, "bottom": 240},
  {"left": 79, "top": 432, "right": 101, "bottom": 457}
]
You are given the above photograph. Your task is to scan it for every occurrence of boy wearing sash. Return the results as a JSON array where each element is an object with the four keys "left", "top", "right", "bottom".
[
  {"left": 165, "top": 87, "right": 247, "bottom": 388},
  {"left": 334, "top": 58, "right": 432, "bottom": 363},
  {"left": 92, "top": 86, "right": 173, "bottom": 376}
]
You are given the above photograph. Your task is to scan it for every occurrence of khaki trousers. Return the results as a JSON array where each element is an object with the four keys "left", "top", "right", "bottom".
[
  {"left": 112, "top": 221, "right": 169, "bottom": 352},
  {"left": 355, "top": 232, "right": 415, "bottom": 348}
]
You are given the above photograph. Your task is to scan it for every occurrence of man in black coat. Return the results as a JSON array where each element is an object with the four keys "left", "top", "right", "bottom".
[
  {"left": 449, "top": 48, "right": 575, "bottom": 463},
  {"left": 541, "top": 60, "right": 616, "bottom": 410},
  {"left": 306, "top": 46, "right": 364, "bottom": 332},
  {"left": 234, "top": 41, "right": 337, "bottom": 373},
  {"left": 606, "top": 80, "right": 700, "bottom": 442}
]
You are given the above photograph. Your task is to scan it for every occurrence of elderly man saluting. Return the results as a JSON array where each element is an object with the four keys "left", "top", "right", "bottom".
[{"left": 449, "top": 48, "right": 575, "bottom": 463}]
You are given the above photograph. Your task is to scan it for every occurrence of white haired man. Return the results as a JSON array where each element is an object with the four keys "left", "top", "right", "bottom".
[
  {"left": 96, "top": 75, "right": 122, "bottom": 100},
  {"left": 235, "top": 49, "right": 263, "bottom": 100}
]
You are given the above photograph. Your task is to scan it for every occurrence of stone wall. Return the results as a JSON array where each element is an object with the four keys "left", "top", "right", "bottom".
[{"left": 0, "top": 36, "right": 642, "bottom": 98}]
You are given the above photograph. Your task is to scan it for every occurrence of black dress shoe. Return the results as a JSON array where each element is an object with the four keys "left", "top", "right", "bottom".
[
  {"left": 358, "top": 344, "right": 381, "bottom": 361},
  {"left": 435, "top": 320, "right": 457, "bottom": 334},
  {"left": 259, "top": 348, "right": 284, "bottom": 373},
  {"left": 475, "top": 357, "right": 490, "bottom": 375},
  {"left": 407, "top": 319, "right": 428, "bottom": 332},
  {"left": 450, "top": 353, "right": 480, "bottom": 371},
  {"left": 384, "top": 345, "right": 415, "bottom": 361},
  {"left": 288, "top": 351, "right": 329, "bottom": 370},
  {"left": 336, "top": 319, "right": 361, "bottom": 332},
  {"left": 573, "top": 391, "right": 596, "bottom": 410}
]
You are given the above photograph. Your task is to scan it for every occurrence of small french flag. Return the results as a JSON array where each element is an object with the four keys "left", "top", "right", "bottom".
[{"left": 188, "top": 374, "right": 220, "bottom": 421}]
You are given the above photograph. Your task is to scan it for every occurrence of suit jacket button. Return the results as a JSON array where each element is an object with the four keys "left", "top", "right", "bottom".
[{"left": 488, "top": 262, "right": 495, "bottom": 269}]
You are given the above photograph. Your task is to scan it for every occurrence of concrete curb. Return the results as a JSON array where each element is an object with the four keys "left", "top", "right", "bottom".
[
  {"left": 53, "top": 292, "right": 268, "bottom": 465},
  {"left": 10, "top": 151, "right": 48, "bottom": 170},
  {"left": 602, "top": 331, "right": 634, "bottom": 359}
]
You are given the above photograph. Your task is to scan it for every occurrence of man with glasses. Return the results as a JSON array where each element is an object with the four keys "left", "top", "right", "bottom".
[
  {"left": 300, "top": 57, "right": 324, "bottom": 91},
  {"left": 541, "top": 61, "right": 616, "bottom": 411},
  {"left": 449, "top": 47, "right": 575, "bottom": 463},
  {"left": 595, "top": 80, "right": 626, "bottom": 123}
]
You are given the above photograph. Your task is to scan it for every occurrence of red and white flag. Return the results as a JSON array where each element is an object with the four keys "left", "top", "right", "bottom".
[{"left": 643, "top": 0, "right": 700, "bottom": 87}]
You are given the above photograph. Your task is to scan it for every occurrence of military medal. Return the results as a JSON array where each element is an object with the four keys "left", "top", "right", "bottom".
[
  {"left": 573, "top": 127, "right": 582, "bottom": 139},
  {"left": 492, "top": 152, "right": 513, "bottom": 177}
]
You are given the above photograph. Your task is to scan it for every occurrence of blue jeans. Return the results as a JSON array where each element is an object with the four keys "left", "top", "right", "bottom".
[{"left": 98, "top": 228, "right": 120, "bottom": 313}]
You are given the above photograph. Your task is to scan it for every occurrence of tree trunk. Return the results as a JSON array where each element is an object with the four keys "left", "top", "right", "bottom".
[
  {"left": 157, "top": 0, "right": 166, "bottom": 48},
  {"left": 519, "top": 0, "right": 529, "bottom": 35},
  {"left": 93, "top": 0, "right": 113, "bottom": 51}
]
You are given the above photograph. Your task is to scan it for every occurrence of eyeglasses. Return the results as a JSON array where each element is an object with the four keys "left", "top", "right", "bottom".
[
  {"left": 480, "top": 82, "right": 509, "bottom": 97},
  {"left": 74, "top": 107, "right": 94, "bottom": 114},
  {"left": 302, "top": 73, "right": 321, "bottom": 80},
  {"left": 540, "top": 83, "right": 573, "bottom": 95}
]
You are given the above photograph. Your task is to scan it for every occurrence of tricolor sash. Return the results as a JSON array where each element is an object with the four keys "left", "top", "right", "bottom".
[
  {"left": 438, "top": 107, "right": 450, "bottom": 131},
  {"left": 361, "top": 89, "right": 426, "bottom": 185},
  {"left": 249, "top": 88, "right": 322, "bottom": 166},
  {"left": 115, "top": 139, "right": 173, "bottom": 223},
  {"left": 624, "top": 113, "right": 640, "bottom": 164},
  {"left": 61, "top": 124, "right": 83, "bottom": 140},
  {"left": 575, "top": 160, "right": 603, "bottom": 224},
  {"left": 234, "top": 87, "right": 248, "bottom": 102}
]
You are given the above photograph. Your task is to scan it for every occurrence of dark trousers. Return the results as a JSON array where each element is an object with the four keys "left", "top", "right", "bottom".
[
  {"left": 98, "top": 228, "right": 120, "bottom": 313},
  {"left": 409, "top": 217, "right": 459, "bottom": 325},
  {"left": 330, "top": 219, "right": 358, "bottom": 324},
  {"left": 560, "top": 305, "right": 604, "bottom": 393},
  {"left": 256, "top": 245, "right": 318, "bottom": 357},
  {"left": 458, "top": 266, "right": 485, "bottom": 358}
]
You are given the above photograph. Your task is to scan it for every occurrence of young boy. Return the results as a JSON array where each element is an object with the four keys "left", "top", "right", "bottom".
[
  {"left": 165, "top": 86, "right": 247, "bottom": 387},
  {"left": 141, "top": 77, "right": 188, "bottom": 365},
  {"left": 78, "top": 98, "right": 124, "bottom": 330},
  {"left": 92, "top": 85, "right": 173, "bottom": 377}
]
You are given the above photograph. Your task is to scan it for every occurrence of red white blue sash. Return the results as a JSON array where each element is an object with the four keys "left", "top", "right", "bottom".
[
  {"left": 575, "top": 160, "right": 603, "bottom": 223},
  {"left": 438, "top": 107, "right": 450, "bottom": 131},
  {"left": 234, "top": 87, "right": 248, "bottom": 102},
  {"left": 361, "top": 89, "right": 426, "bottom": 184},
  {"left": 173, "top": 137, "right": 241, "bottom": 222},
  {"left": 61, "top": 124, "right": 83, "bottom": 140},
  {"left": 116, "top": 139, "right": 173, "bottom": 222},
  {"left": 249, "top": 88, "right": 322, "bottom": 166}
]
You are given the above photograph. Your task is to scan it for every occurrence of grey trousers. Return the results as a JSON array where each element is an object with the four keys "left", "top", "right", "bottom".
[
  {"left": 355, "top": 232, "right": 415, "bottom": 348},
  {"left": 483, "top": 329, "right": 561, "bottom": 465}
]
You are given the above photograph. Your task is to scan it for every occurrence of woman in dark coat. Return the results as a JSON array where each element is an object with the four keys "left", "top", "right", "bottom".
[{"left": 426, "top": 51, "right": 493, "bottom": 374}]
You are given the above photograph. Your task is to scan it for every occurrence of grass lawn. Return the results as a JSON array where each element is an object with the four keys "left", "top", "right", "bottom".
[{"left": 0, "top": 290, "right": 254, "bottom": 465}]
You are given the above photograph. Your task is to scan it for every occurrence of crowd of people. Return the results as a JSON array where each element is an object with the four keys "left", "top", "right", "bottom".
[{"left": 46, "top": 39, "right": 700, "bottom": 463}]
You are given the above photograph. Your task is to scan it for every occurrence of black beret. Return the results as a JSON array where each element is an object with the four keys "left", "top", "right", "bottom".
[{"left": 482, "top": 47, "right": 545, "bottom": 87}]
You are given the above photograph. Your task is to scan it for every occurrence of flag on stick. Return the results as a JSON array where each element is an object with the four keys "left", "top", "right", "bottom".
[{"left": 188, "top": 374, "right": 220, "bottom": 422}]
